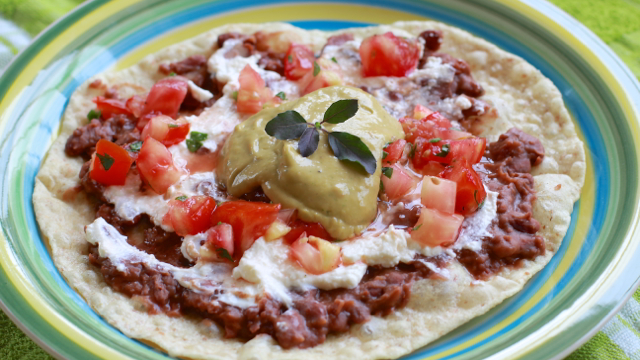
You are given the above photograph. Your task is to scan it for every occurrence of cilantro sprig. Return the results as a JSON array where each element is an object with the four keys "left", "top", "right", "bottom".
[
  {"left": 264, "top": 99, "right": 377, "bottom": 174},
  {"left": 186, "top": 131, "right": 208, "bottom": 152}
]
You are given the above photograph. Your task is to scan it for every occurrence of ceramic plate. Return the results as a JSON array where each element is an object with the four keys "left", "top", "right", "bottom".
[{"left": 1, "top": 0, "right": 639, "bottom": 359}]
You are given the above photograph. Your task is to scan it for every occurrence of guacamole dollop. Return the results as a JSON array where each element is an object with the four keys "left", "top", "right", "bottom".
[{"left": 219, "top": 86, "right": 404, "bottom": 239}]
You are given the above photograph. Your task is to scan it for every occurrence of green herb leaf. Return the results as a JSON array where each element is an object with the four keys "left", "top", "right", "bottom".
[
  {"left": 379, "top": 179, "right": 384, "bottom": 192},
  {"left": 231, "top": 91, "right": 238, "bottom": 100},
  {"left": 265, "top": 110, "right": 309, "bottom": 140},
  {"left": 129, "top": 141, "right": 143, "bottom": 152},
  {"left": 429, "top": 137, "right": 441, "bottom": 143},
  {"left": 381, "top": 167, "right": 393, "bottom": 179},
  {"left": 382, "top": 150, "right": 388, "bottom": 159},
  {"left": 328, "top": 131, "right": 376, "bottom": 174},
  {"left": 413, "top": 224, "right": 422, "bottom": 231},
  {"left": 217, "top": 221, "right": 222, "bottom": 225},
  {"left": 409, "top": 143, "right": 417, "bottom": 158},
  {"left": 186, "top": 131, "right": 208, "bottom": 152},
  {"left": 313, "top": 61, "right": 321, "bottom": 76},
  {"left": 175, "top": 195, "right": 188, "bottom": 201},
  {"left": 474, "top": 190, "right": 485, "bottom": 209},
  {"left": 331, "top": 57, "right": 338, "bottom": 63},
  {"left": 216, "top": 248, "right": 234, "bottom": 262},
  {"left": 323, "top": 99, "right": 359, "bottom": 124},
  {"left": 275, "top": 91, "right": 286, "bottom": 100},
  {"left": 298, "top": 127, "right": 319, "bottom": 157},
  {"left": 435, "top": 143, "right": 450, "bottom": 157},
  {"left": 168, "top": 124, "right": 179, "bottom": 128},
  {"left": 169, "top": 72, "right": 177, "bottom": 76},
  {"left": 87, "top": 109, "right": 101, "bottom": 121},
  {"left": 288, "top": 55, "right": 293, "bottom": 63},
  {"left": 96, "top": 153, "right": 115, "bottom": 171}
]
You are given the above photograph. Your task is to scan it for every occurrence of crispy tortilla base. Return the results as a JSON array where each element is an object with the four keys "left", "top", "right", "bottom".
[{"left": 33, "top": 22, "right": 585, "bottom": 359}]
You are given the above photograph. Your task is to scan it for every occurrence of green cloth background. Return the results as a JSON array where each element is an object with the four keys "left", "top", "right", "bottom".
[{"left": 0, "top": 0, "right": 638, "bottom": 359}]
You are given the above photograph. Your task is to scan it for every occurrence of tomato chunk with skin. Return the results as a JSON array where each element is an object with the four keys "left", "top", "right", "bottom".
[
  {"left": 89, "top": 139, "right": 134, "bottom": 186},
  {"left": 411, "top": 208, "right": 464, "bottom": 247},
  {"left": 417, "top": 161, "right": 445, "bottom": 177},
  {"left": 283, "top": 219, "right": 332, "bottom": 244},
  {"left": 381, "top": 163, "right": 419, "bottom": 200},
  {"left": 299, "top": 58, "right": 342, "bottom": 95},
  {"left": 383, "top": 139, "right": 406, "bottom": 164},
  {"left": 412, "top": 104, "right": 434, "bottom": 119},
  {"left": 284, "top": 43, "right": 315, "bottom": 80},
  {"left": 421, "top": 176, "right": 457, "bottom": 214},
  {"left": 94, "top": 97, "right": 131, "bottom": 119},
  {"left": 140, "top": 77, "right": 188, "bottom": 120},
  {"left": 359, "top": 32, "right": 420, "bottom": 77},
  {"left": 137, "top": 137, "right": 184, "bottom": 194},
  {"left": 203, "top": 223, "right": 235, "bottom": 261},
  {"left": 210, "top": 201, "right": 281, "bottom": 258},
  {"left": 236, "top": 65, "right": 275, "bottom": 114},
  {"left": 141, "top": 115, "right": 190, "bottom": 147},
  {"left": 290, "top": 235, "right": 341, "bottom": 275},
  {"left": 440, "top": 158, "right": 487, "bottom": 215},
  {"left": 126, "top": 94, "right": 146, "bottom": 118},
  {"left": 163, "top": 196, "right": 217, "bottom": 236}
]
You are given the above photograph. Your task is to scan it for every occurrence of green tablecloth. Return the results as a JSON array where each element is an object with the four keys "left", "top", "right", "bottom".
[{"left": 0, "top": 0, "right": 639, "bottom": 359}]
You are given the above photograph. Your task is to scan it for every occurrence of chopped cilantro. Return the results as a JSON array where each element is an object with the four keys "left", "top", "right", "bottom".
[
  {"left": 382, "top": 150, "right": 388, "bottom": 159},
  {"left": 96, "top": 153, "right": 114, "bottom": 171},
  {"left": 129, "top": 141, "right": 143, "bottom": 152},
  {"left": 429, "top": 137, "right": 441, "bottom": 143},
  {"left": 331, "top": 57, "right": 338, "bottom": 63},
  {"left": 412, "top": 224, "right": 422, "bottom": 231},
  {"left": 381, "top": 166, "right": 393, "bottom": 179},
  {"left": 275, "top": 91, "right": 286, "bottom": 100},
  {"left": 169, "top": 72, "right": 177, "bottom": 76},
  {"left": 87, "top": 109, "right": 101, "bottom": 121},
  {"left": 216, "top": 248, "right": 234, "bottom": 262},
  {"left": 186, "top": 131, "right": 208, "bottom": 152},
  {"left": 313, "top": 61, "right": 321, "bottom": 76},
  {"left": 168, "top": 124, "right": 179, "bottom": 128},
  {"left": 175, "top": 195, "right": 188, "bottom": 201},
  {"left": 231, "top": 91, "right": 238, "bottom": 100},
  {"left": 435, "top": 143, "right": 450, "bottom": 157}
]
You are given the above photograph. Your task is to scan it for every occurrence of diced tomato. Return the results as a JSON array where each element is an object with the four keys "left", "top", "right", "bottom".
[
  {"left": 414, "top": 137, "right": 486, "bottom": 167},
  {"left": 411, "top": 207, "right": 464, "bottom": 247},
  {"left": 141, "top": 115, "right": 190, "bottom": 147},
  {"left": 236, "top": 65, "right": 275, "bottom": 114},
  {"left": 383, "top": 139, "right": 406, "bottom": 164},
  {"left": 421, "top": 176, "right": 457, "bottom": 214},
  {"left": 447, "top": 137, "right": 486, "bottom": 165},
  {"left": 359, "top": 32, "right": 420, "bottom": 77},
  {"left": 417, "top": 161, "right": 446, "bottom": 176},
  {"left": 424, "top": 112, "right": 453, "bottom": 128},
  {"left": 210, "top": 201, "right": 281, "bottom": 258},
  {"left": 163, "top": 195, "right": 217, "bottom": 236},
  {"left": 93, "top": 97, "right": 132, "bottom": 119},
  {"left": 284, "top": 44, "right": 315, "bottom": 80},
  {"left": 283, "top": 219, "right": 332, "bottom": 244},
  {"left": 140, "top": 77, "right": 188, "bottom": 120},
  {"left": 412, "top": 104, "right": 434, "bottom": 119},
  {"left": 440, "top": 159, "right": 487, "bottom": 215},
  {"left": 136, "top": 137, "right": 184, "bottom": 194},
  {"left": 202, "top": 223, "right": 235, "bottom": 261},
  {"left": 299, "top": 59, "right": 342, "bottom": 95},
  {"left": 125, "top": 94, "right": 146, "bottom": 118},
  {"left": 256, "top": 31, "right": 301, "bottom": 53},
  {"left": 381, "top": 164, "right": 419, "bottom": 200},
  {"left": 290, "top": 236, "right": 341, "bottom": 275},
  {"left": 89, "top": 139, "right": 134, "bottom": 186}
]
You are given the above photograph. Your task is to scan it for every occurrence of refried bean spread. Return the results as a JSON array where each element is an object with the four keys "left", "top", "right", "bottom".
[{"left": 66, "top": 29, "right": 546, "bottom": 349}]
